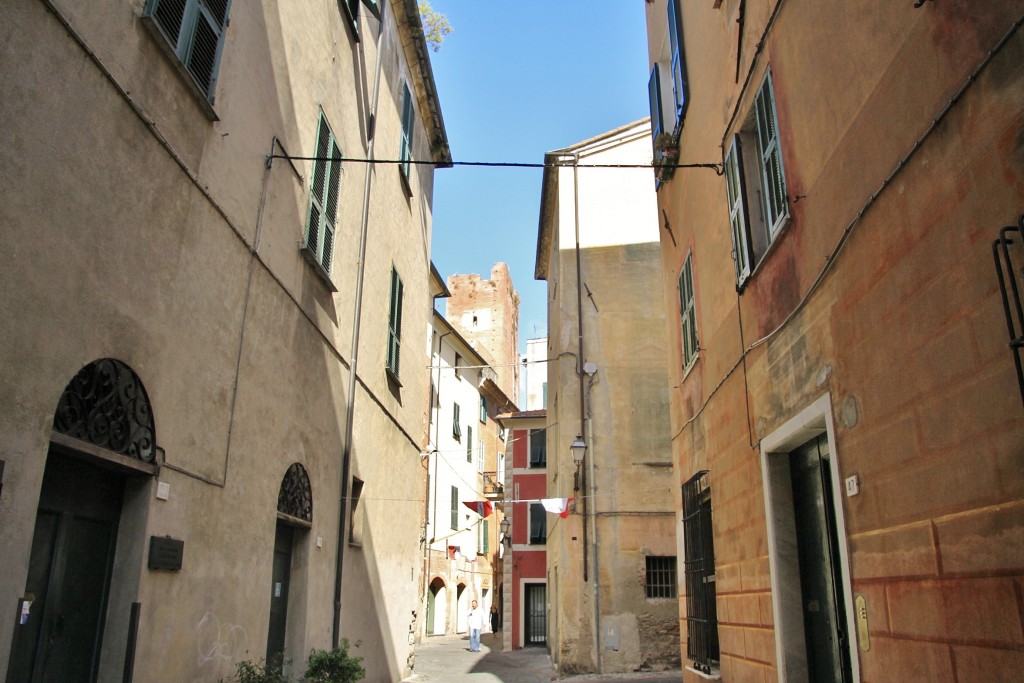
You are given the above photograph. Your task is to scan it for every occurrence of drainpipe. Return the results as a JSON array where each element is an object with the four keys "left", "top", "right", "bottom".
[
  {"left": 571, "top": 155, "right": 600, "bottom": 672},
  {"left": 333, "top": 0, "right": 387, "bottom": 649}
]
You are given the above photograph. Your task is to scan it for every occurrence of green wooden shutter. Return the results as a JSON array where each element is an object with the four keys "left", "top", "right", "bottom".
[
  {"left": 305, "top": 114, "right": 342, "bottom": 273},
  {"left": 399, "top": 82, "right": 415, "bottom": 178},
  {"left": 453, "top": 403, "right": 461, "bottom": 439},
  {"left": 667, "top": 0, "right": 689, "bottom": 124},
  {"left": 450, "top": 486, "right": 458, "bottom": 530},
  {"left": 146, "top": 0, "right": 231, "bottom": 101},
  {"left": 482, "top": 519, "right": 489, "bottom": 553},
  {"left": 467, "top": 425, "right": 473, "bottom": 462},
  {"left": 387, "top": 267, "right": 403, "bottom": 376},
  {"left": 755, "top": 70, "right": 789, "bottom": 237},
  {"left": 725, "top": 135, "right": 752, "bottom": 288},
  {"left": 679, "top": 253, "right": 698, "bottom": 368}
]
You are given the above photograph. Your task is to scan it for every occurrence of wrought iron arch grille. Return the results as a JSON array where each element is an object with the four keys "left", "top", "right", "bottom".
[
  {"left": 278, "top": 463, "right": 313, "bottom": 523},
  {"left": 53, "top": 358, "right": 156, "bottom": 462}
]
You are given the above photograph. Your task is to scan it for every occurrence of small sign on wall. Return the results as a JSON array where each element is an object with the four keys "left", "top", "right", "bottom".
[{"left": 148, "top": 536, "right": 184, "bottom": 571}]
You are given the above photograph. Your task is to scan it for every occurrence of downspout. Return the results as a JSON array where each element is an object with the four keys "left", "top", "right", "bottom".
[
  {"left": 572, "top": 156, "right": 588, "bottom": 585},
  {"left": 571, "top": 156, "right": 600, "bottom": 672},
  {"left": 333, "top": 0, "right": 387, "bottom": 649},
  {"left": 586, "top": 381, "right": 601, "bottom": 673}
]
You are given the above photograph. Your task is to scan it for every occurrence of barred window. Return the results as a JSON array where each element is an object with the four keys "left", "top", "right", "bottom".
[{"left": 645, "top": 556, "right": 677, "bottom": 599}]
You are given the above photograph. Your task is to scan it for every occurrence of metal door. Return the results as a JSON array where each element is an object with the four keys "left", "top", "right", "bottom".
[
  {"left": 266, "top": 523, "right": 294, "bottom": 668},
  {"left": 790, "top": 435, "right": 853, "bottom": 683},
  {"left": 524, "top": 584, "right": 546, "bottom": 646},
  {"left": 6, "top": 455, "right": 123, "bottom": 683}
]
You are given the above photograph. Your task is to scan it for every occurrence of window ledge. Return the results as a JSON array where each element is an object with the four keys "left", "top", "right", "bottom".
[
  {"left": 299, "top": 245, "right": 339, "bottom": 292},
  {"left": 140, "top": 16, "right": 220, "bottom": 122},
  {"left": 385, "top": 365, "right": 403, "bottom": 387},
  {"left": 685, "top": 665, "right": 721, "bottom": 680}
]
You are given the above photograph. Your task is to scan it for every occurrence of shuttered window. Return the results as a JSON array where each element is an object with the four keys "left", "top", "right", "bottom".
[
  {"left": 754, "top": 71, "right": 789, "bottom": 237},
  {"left": 453, "top": 403, "right": 461, "bottom": 440},
  {"left": 399, "top": 81, "right": 416, "bottom": 180},
  {"left": 723, "top": 69, "right": 788, "bottom": 290},
  {"left": 387, "top": 266, "right": 404, "bottom": 377},
  {"left": 145, "top": 0, "right": 231, "bottom": 102},
  {"left": 648, "top": 64, "right": 664, "bottom": 143},
  {"left": 304, "top": 113, "right": 343, "bottom": 274},
  {"left": 467, "top": 425, "right": 473, "bottom": 463},
  {"left": 450, "top": 486, "right": 459, "bottom": 530},
  {"left": 679, "top": 253, "right": 699, "bottom": 370},
  {"left": 667, "top": 0, "right": 690, "bottom": 124}
]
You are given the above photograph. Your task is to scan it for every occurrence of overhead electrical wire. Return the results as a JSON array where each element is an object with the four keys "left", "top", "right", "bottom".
[{"left": 270, "top": 153, "right": 723, "bottom": 174}]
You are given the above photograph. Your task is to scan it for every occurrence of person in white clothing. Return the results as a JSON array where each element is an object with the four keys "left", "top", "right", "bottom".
[{"left": 466, "top": 599, "right": 484, "bottom": 652}]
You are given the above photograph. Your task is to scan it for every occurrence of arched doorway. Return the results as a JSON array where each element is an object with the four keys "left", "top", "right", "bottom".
[
  {"left": 7, "top": 359, "right": 157, "bottom": 683},
  {"left": 426, "top": 578, "right": 447, "bottom": 635},
  {"left": 267, "top": 463, "right": 312, "bottom": 669}
]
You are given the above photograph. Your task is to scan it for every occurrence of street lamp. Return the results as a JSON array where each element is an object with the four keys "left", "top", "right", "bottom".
[
  {"left": 500, "top": 517, "right": 511, "bottom": 548},
  {"left": 570, "top": 435, "right": 587, "bottom": 464}
]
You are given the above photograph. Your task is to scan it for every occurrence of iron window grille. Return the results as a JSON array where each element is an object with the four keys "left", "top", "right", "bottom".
[
  {"left": 682, "top": 470, "right": 720, "bottom": 675},
  {"left": 645, "top": 556, "right": 677, "bottom": 599},
  {"left": 144, "top": 0, "right": 231, "bottom": 103},
  {"left": 993, "top": 215, "right": 1024, "bottom": 409}
]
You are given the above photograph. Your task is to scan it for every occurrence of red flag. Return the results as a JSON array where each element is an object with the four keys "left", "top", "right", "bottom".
[{"left": 462, "top": 501, "right": 493, "bottom": 518}]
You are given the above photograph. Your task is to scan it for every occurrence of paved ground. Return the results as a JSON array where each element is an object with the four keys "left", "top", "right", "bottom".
[{"left": 403, "top": 633, "right": 683, "bottom": 683}]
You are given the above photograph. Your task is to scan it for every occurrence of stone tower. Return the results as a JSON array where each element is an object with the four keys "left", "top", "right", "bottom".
[{"left": 445, "top": 263, "right": 520, "bottom": 405}]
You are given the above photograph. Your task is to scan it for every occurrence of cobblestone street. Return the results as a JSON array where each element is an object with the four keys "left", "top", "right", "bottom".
[{"left": 403, "top": 634, "right": 682, "bottom": 683}]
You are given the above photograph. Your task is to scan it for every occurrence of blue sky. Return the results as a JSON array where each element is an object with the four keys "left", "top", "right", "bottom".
[{"left": 426, "top": 2, "right": 651, "bottom": 354}]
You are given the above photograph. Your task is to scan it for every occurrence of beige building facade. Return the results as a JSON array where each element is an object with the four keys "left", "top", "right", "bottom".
[
  {"left": 645, "top": 1, "right": 1024, "bottom": 681},
  {"left": 0, "top": 1, "right": 449, "bottom": 681},
  {"left": 535, "top": 120, "right": 680, "bottom": 675}
]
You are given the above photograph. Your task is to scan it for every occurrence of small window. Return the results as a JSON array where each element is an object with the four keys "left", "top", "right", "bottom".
[
  {"left": 679, "top": 253, "right": 698, "bottom": 370},
  {"left": 529, "top": 429, "right": 546, "bottom": 468},
  {"left": 466, "top": 425, "right": 473, "bottom": 462},
  {"left": 480, "top": 395, "right": 487, "bottom": 423},
  {"left": 144, "top": 0, "right": 231, "bottom": 103},
  {"left": 386, "top": 266, "right": 404, "bottom": 378},
  {"left": 478, "top": 440, "right": 485, "bottom": 473},
  {"left": 478, "top": 518, "right": 489, "bottom": 554},
  {"left": 454, "top": 353, "right": 462, "bottom": 378},
  {"left": 645, "top": 556, "right": 677, "bottom": 599},
  {"left": 450, "top": 485, "right": 459, "bottom": 531},
  {"left": 724, "top": 69, "right": 789, "bottom": 290},
  {"left": 453, "top": 403, "right": 461, "bottom": 441},
  {"left": 349, "top": 478, "right": 365, "bottom": 546},
  {"left": 399, "top": 81, "right": 415, "bottom": 181},
  {"left": 303, "top": 113, "right": 343, "bottom": 276},
  {"left": 529, "top": 503, "right": 547, "bottom": 544},
  {"left": 667, "top": 0, "right": 690, "bottom": 126}
]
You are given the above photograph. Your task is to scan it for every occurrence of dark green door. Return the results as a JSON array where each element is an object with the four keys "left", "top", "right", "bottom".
[
  {"left": 266, "top": 523, "right": 294, "bottom": 667},
  {"left": 790, "top": 435, "right": 852, "bottom": 683},
  {"left": 6, "top": 454, "right": 123, "bottom": 683}
]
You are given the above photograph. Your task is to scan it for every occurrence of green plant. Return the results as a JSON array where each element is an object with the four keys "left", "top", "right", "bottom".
[
  {"left": 303, "top": 640, "right": 365, "bottom": 683},
  {"left": 223, "top": 656, "right": 291, "bottom": 683}
]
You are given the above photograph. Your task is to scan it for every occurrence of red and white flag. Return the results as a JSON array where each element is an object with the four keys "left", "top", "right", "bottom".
[
  {"left": 541, "top": 497, "right": 573, "bottom": 518},
  {"left": 462, "top": 501, "right": 493, "bottom": 518}
]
